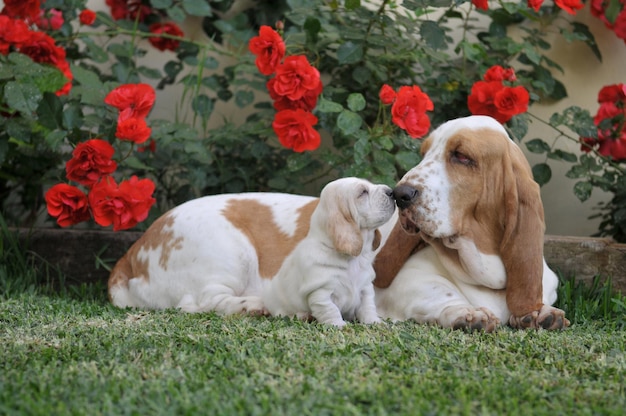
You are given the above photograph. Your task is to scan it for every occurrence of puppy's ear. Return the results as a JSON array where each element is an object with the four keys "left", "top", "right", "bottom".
[
  {"left": 325, "top": 193, "right": 363, "bottom": 257},
  {"left": 328, "top": 211, "right": 363, "bottom": 256}
]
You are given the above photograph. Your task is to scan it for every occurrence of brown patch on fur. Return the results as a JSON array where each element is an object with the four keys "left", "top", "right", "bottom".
[
  {"left": 372, "top": 229, "right": 382, "bottom": 251},
  {"left": 373, "top": 219, "right": 426, "bottom": 288},
  {"left": 107, "top": 212, "right": 183, "bottom": 295},
  {"left": 223, "top": 199, "right": 318, "bottom": 278}
]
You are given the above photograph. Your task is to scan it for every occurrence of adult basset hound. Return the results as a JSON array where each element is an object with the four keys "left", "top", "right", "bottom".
[{"left": 108, "top": 115, "right": 569, "bottom": 331}]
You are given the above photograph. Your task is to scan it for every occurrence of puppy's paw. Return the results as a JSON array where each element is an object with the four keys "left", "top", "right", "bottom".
[
  {"left": 446, "top": 306, "right": 500, "bottom": 333},
  {"left": 239, "top": 296, "right": 267, "bottom": 316},
  {"left": 509, "top": 304, "right": 570, "bottom": 330},
  {"left": 359, "top": 314, "right": 383, "bottom": 325}
]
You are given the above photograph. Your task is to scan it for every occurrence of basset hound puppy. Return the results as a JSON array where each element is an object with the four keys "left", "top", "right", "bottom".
[
  {"left": 108, "top": 115, "right": 569, "bottom": 331},
  {"left": 262, "top": 178, "right": 395, "bottom": 327}
]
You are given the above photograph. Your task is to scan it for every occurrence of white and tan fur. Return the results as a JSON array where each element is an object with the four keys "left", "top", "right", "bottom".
[
  {"left": 262, "top": 178, "right": 395, "bottom": 327},
  {"left": 109, "top": 115, "right": 569, "bottom": 331}
]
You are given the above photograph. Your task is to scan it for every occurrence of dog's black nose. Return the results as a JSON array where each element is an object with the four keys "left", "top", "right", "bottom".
[{"left": 393, "top": 185, "right": 419, "bottom": 209}]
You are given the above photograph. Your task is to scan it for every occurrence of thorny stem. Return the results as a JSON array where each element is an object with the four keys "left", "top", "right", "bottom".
[{"left": 527, "top": 112, "right": 626, "bottom": 175}]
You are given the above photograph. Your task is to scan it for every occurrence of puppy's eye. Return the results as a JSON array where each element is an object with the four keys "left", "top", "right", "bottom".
[
  {"left": 451, "top": 150, "right": 475, "bottom": 167},
  {"left": 358, "top": 188, "right": 369, "bottom": 198}
]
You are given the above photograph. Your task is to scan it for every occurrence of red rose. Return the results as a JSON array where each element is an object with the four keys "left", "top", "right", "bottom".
[
  {"left": 483, "top": 65, "right": 516, "bottom": 82},
  {"left": 17, "top": 30, "right": 73, "bottom": 95},
  {"left": 45, "top": 184, "right": 91, "bottom": 227},
  {"left": 249, "top": 25, "right": 286, "bottom": 76},
  {"left": 115, "top": 112, "right": 152, "bottom": 144},
  {"left": 1, "top": 0, "right": 41, "bottom": 21},
  {"left": 527, "top": 0, "right": 543, "bottom": 11},
  {"left": 105, "top": 0, "right": 152, "bottom": 22},
  {"left": 597, "top": 84, "right": 626, "bottom": 104},
  {"left": 379, "top": 84, "right": 397, "bottom": 105},
  {"left": 104, "top": 83, "right": 156, "bottom": 118},
  {"left": 267, "top": 77, "right": 322, "bottom": 112},
  {"left": 0, "top": 16, "right": 32, "bottom": 53},
  {"left": 598, "top": 134, "right": 626, "bottom": 161},
  {"left": 148, "top": 22, "right": 184, "bottom": 52},
  {"left": 35, "top": 9, "right": 64, "bottom": 31},
  {"left": 19, "top": 31, "right": 66, "bottom": 66},
  {"left": 472, "top": 0, "right": 489, "bottom": 10},
  {"left": 271, "top": 55, "right": 322, "bottom": 101},
  {"left": 391, "top": 85, "right": 434, "bottom": 139},
  {"left": 79, "top": 9, "right": 97, "bottom": 26},
  {"left": 493, "top": 86, "right": 529, "bottom": 121},
  {"left": 65, "top": 139, "right": 118, "bottom": 187},
  {"left": 614, "top": 11, "right": 626, "bottom": 41},
  {"left": 272, "top": 109, "right": 321, "bottom": 152},
  {"left": 468, "top": 81, "right": 507, "bottom": 123},
  {"left": 554, "top": 0, "right": 584, "bottom": 14},
  {"left": 89, "top": 176, "right": 156, "bottom": 231}
]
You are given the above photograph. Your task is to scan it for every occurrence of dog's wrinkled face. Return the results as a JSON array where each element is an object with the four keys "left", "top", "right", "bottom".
[{"left": 393, "top": 115, "right": 513, "bottom": 240}]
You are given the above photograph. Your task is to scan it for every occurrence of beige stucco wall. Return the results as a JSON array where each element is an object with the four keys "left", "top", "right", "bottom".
[
  {"left": 5, "top": 1, "right": 625, "bottom": 237},
  {"left": 520, "top": 11, "right": 625, "bottom": 236}
]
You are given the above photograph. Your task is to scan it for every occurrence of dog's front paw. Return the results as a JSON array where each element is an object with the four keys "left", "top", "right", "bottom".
[
  {"left": 239, "top": 296, "right": 268, "bottom": 316},
  {"left": 445, "top": 306, "right": 500, "bottom": 333},
  {"left": 509, "top": 304, "right": 570, "bottom": 330},
  {"left": 361, "top": 316, "right": 383, "bottom": 325}
]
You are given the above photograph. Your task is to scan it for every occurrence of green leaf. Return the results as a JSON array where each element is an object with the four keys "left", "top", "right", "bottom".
[
  {"left": 570, "top": 22, "right": 602, "bottom": 61},
  {"left": 182, "top": 0, "right": 213, "bottom": 16},
  {"left": 37, "top": 93, "right": 63, "bottom": 130},
  {"left": 525, "top": 138, "right": 551, "bottom": 154},
  {"left": 138, "top": 66, "right": 162, "bottom": 79},
  {"left": 166, "top": 6, "right": 187, "bottom": 22},
  {"left": 532, "top": 163, "right": 552, "bottom": 186},
  {"left": 304, "top": 17, "right": 321, "bottom": 44},
  {"left": 337, "top": 110, "right": 362, "bottom": 135},
  {"left": 151, "top": 0, "right": 173, "bottom": 8},
  {"left": 336, "top": 41, "right": 363, "bottom": 65},
  {"left": 354, "top": 137, "right": 371, "bottom": 162},
  {"left": 44, "top": 130, "right": 67, "bottom": 150},
  {"left": 4, "top": 81, "right": 42, "bottom": 116},
  {"left": 345, "top": 0, "right": 361, "bottom": 10},
  {"left": 347, "top": 93, "right": 366, "bottom": 112},
  {"left": 192, "top": 94, "right": 215, "bottom": 118},
  {"left": 316, "top": 96, "right": 343, "bottom": 113},
  {"left": 548, "top": 149, "right": 578, "bottom": 163},
  {"left": 235, "top": 90, "right": 254, "bottom": 108},
  {"left": 395, "top": 150, "right": 421, "bottom": 171},
  {"left": 62, "top": 102, "right": 84, "bottom": 130},
  {"left": 420, "top": 21, "right": 447, "bottom": 50},
  {"left": 82, "top": 37, "right": 109, "bottom": 63},
  {"left": 573, "top": 181, "right": 593, "bottom": 202}
]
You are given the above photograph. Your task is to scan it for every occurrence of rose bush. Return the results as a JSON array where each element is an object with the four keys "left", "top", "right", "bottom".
[{"left": 0, "top": 0, "right": 625, "bottom": 241}]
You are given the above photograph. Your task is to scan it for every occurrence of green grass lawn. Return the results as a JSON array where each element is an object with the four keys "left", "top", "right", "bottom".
[{"left": 1, "top": 228, "right": 625, "bottom": 415}]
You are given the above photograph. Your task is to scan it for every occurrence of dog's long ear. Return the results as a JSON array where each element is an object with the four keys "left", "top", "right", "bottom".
[
  {"left": 373, "top": 219, "right": 425, "bottom": 288},
  {"left": 325, "top": 191, "right": 363, "bottom": 257},
  {"left": 500, "top": 141, "right": 545, "bottom": 317}
]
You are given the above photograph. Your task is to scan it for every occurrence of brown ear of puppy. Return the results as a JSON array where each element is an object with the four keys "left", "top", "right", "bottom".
[
  {"left": 325, "top": 196, "right": 363, "bottom": 257},
  {"left": 373, "top": 220, "right": 426, "bottom": 288},
  {"left": 327, "top": 211, "right": 363, "bottom": 257},
  {"left": 500, "top": 141, "right": 545, "bottom": 317}
]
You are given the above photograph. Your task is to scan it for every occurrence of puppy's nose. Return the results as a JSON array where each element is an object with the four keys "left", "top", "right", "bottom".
[
  {"left": 383, "top": 186, "right": 393, "bottom": 198},
  {"left": 393, "top": 185, "right": 419, "bottom": 210}
]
